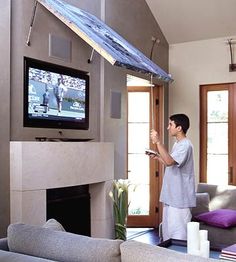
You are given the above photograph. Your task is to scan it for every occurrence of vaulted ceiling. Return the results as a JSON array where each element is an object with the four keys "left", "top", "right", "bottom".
[{"left": 145, "top": 0, "right": 236, "bottom": 44}]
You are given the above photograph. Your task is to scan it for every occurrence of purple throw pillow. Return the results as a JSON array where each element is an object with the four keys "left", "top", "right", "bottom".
[{"left": 195, "top": 209, "right": 236, "bottom": 228}]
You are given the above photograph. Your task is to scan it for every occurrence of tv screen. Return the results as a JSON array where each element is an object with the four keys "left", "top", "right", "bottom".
[{"left": 24, "top": 57, "right": 89, "bottom": 130}]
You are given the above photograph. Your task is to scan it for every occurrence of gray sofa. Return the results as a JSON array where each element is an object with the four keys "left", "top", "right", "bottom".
[
  {"left": 192, "top": 183, "right": 236, "bottom": 248},
  {"left": 0, "top": 222, "right": 219, "bottom": 261}
]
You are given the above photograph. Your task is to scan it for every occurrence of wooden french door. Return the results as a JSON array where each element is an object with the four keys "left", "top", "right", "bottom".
[
  {"left": 127, "top": 85, "right": 163, "bottom": 227},
  {"left": 200, "top": 83, "right": 236, "bottom": 185}
]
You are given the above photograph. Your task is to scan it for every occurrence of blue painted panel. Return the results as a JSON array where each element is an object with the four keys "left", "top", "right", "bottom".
[{"left": 38, "top": 0, "right": 173, "bottom": 82}]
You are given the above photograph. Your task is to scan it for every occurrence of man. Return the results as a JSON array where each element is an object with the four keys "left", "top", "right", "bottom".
[
  {"left": 54, "top": 77, "right": 67, "bottom": 114},
  {"left": 147, "top": 113, "right": 196, "bottom": 241},
  {"left": 42, "top": 87, "right": 50, "bottom": 113}
]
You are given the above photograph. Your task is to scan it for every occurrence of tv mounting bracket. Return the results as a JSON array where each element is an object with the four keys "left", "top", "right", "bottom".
[
  {"left": 87, "top": 48, "right": 95, "bottom": 63},
  {"left": 26, "top": 0, "right": 95, "bottom": 64},
  {"left": 227, "top": 38, "right": 236, "bottom": 72},
  {"left": 26, "top": 0, "right": 38, "bottom": 46}
]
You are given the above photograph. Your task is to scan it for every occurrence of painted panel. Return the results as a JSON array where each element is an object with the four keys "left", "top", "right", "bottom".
[{"left": 37, "top": 0, "right": 173, "bottom": 82}]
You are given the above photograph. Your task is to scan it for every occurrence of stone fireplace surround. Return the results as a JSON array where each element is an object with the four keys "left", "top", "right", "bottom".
[{"left": 10, "top": 141, "right": 114, "bottom": 238}]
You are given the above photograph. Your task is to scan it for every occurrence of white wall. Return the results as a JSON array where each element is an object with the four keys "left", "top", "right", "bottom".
[{"left": 169, "top": 36, "right": 236, "bottom": 181}]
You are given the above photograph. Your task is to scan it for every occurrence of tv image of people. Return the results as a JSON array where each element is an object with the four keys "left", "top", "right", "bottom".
[
  {"left": 53, "top": 76, "right": 67, "bottom": 115},
  {"left": 28, "top": 67, "right": 86, "bottom": 121},
  {"left": 42, "top": 86, "right": 50, "bottom": 113}
]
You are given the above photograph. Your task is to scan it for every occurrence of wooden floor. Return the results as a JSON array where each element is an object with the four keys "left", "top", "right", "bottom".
[{"left": 127, "top": 228, "right": 160, "bottom": 245}]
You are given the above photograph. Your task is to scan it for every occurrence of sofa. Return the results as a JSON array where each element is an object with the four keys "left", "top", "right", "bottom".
[
  {"left": 0, "top": 220, "right": 220, "bottom": 261},
  {"left": 192, "top": 183, "right": 236, "bottom": 248}
]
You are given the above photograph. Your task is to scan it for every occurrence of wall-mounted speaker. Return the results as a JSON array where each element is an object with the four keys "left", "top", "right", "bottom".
[
  {"left": 49, "top": 34, "right": 71, "bottom": 62},
  {"left": 110, "top": 90, "right": 121, "bottom": 119}
]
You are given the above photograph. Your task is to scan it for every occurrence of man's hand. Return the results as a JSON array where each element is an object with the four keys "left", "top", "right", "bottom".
[
  {"left": 150, "top": 129, "right": 160, "bottom": 144},
  {"left": 145, "top": 149, "right": 160, "bottom": 157}
]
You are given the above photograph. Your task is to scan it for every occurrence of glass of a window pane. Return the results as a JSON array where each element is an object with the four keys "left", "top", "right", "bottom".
[
  {"left": 207, "top": 90, "right": 228, "bottom": 185},
  {"left": 207, "top": 154, "right": 228, "bottom": 185},
  {"left": 207, "top": 91, "right": 228, "bottom": 122},
  {"left": 207, "top": 123, "right": 228, "bottom": 154}
]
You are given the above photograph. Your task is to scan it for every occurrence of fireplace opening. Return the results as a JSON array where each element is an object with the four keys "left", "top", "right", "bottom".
[{"left": 47, "top": 185, "right": 91, "bottom": 236}]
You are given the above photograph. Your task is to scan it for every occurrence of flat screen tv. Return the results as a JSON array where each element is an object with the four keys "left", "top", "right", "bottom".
[{"left": 24, "top": 57, "right": 89, "bottom": 130}]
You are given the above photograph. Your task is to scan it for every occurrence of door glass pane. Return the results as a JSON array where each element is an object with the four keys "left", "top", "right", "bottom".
[
  {"left": 129, "top": 92, "right": 150, "bottom": 122},
  {"left": 128, "top": 123, "right": 149, "bottom": 153},
  {"left": 207, "top": 91, "right": 228, "bottom": 185},
  {"left": 128, "top": 92, "right": 150, "bottom": 215},
  {"left": 128, "top": 154, "right": 149, "bottom": 184},
  {"left": 128, "top": 185, "right": 149, "bottom": 215}
]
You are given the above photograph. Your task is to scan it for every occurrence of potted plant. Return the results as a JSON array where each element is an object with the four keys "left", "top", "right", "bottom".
[{"left": 109, "top": 179, "right": 136, "bottom": 240}]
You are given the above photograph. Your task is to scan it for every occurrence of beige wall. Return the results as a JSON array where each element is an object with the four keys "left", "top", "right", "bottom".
[
  {"left": 104, "top": 0, "right": 170, "bottom": 173},
  {"left": 169, "top": 36, "right": 236, "bottom": 182},
  {"left": 10, "top": 0, "right": 101, "bottom": 141},
  {"left": 0, "top": 0, "right": 168, "bottom": 236},
  {"left": 0, "top": 0, "right": 11, "bottom": 237}
]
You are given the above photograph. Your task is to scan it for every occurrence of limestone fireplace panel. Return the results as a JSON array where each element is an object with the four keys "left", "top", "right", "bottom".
[{"left": 10, "top": 141, "right": 114, "bottom": 238}]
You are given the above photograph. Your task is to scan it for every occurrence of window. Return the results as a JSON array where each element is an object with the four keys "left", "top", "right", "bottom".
[{"left": 200, "top": 83, "right": 236, "bottom": 185}]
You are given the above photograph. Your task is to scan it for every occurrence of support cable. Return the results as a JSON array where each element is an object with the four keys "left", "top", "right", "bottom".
[
  {"left": 150, "top": 74, "right": 154, "bottom": 129},
  {"left": 26, "top": 0, "right": 38, "bottom": 46},
  {"left": 88, "top": 48, "right": 95, "bottom": 63}
]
